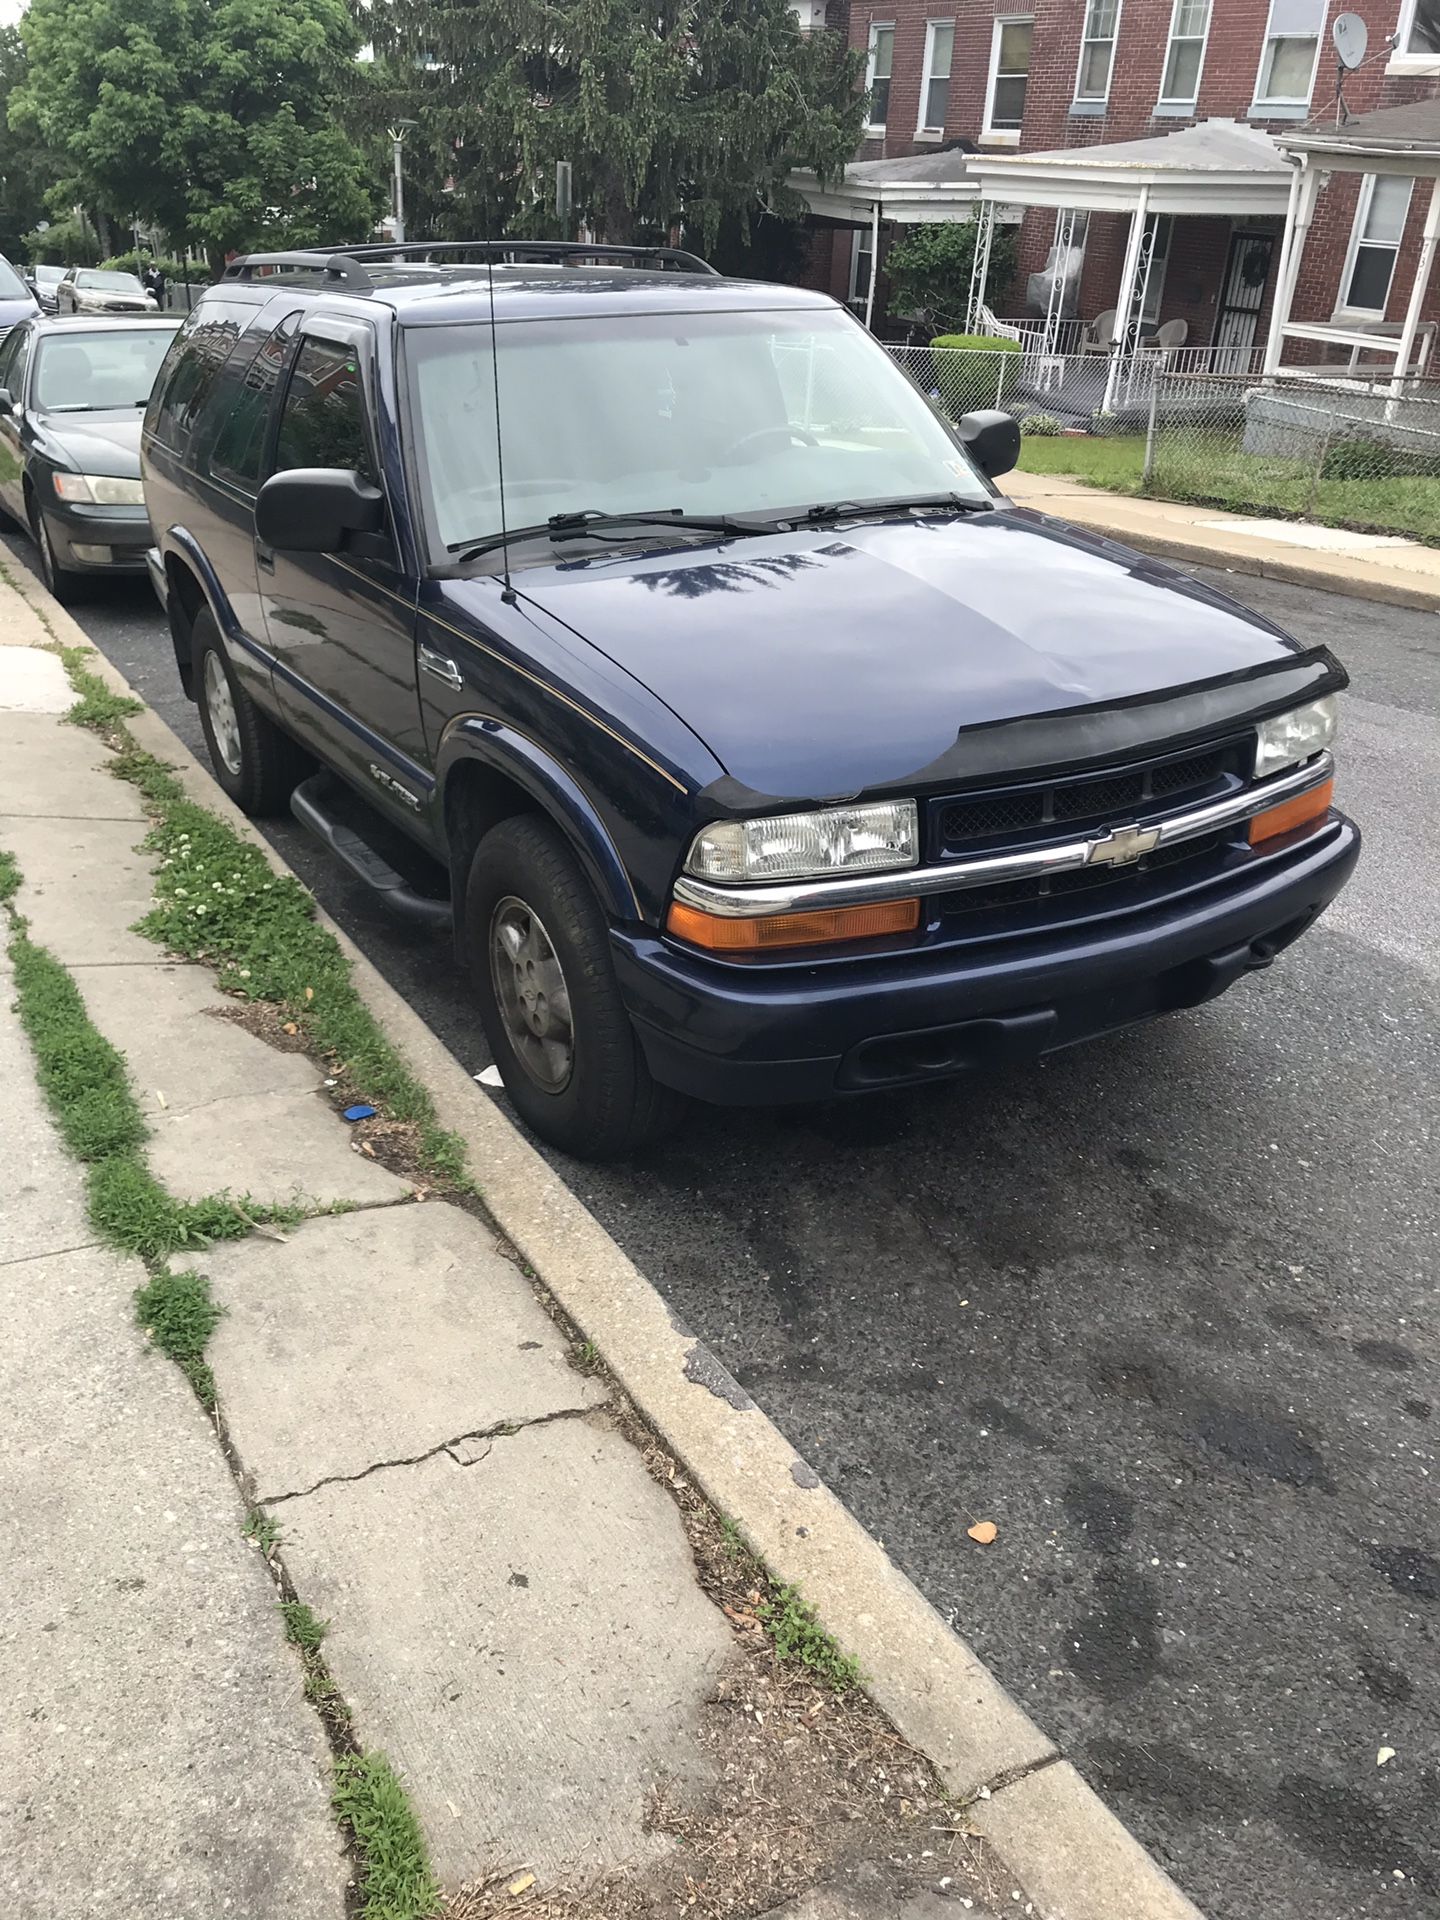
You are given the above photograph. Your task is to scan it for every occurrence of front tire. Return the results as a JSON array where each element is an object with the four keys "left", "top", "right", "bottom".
[
  {"left": 464, "top": 814, "right": 684, "bottom": 1159},
  {"left": 193, "top": 609, "right": 305, "bottom": 814},
  {"left": 29, "top": 501, "right": 82, "bottom": 605}
]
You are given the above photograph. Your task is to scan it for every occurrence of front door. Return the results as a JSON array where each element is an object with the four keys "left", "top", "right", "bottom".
[
  {"left": 259, "top": 322, "right": 428, "bottom": 821},
  {"left": 1212, "top": 230, "right": 1274, "bottom": 373}
]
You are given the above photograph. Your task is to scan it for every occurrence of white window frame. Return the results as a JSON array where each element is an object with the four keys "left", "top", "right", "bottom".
[
  {"left": 1336, "top": 172, "right": 1415, "bottom": 317},
  {"left": 983, "top": 15, "right": 1033, "bottom": 144},
  {"left": 1251, "top": 0, "right": 1326, "bottom": 110},
  {"left": 849, "top": 224, "right": 875, "bottom": 305},
  {"left": 1157, "top": 0, "right": 1212, "bottom": 105},
  {"left": 1389, "top": 0, "right": 1440, "bottom": 72},
  {"left": 863, "top": 22, "right": 895, "bottom": 133},
  {"left": 916, "top": 19, "right": 956, "bottom": 136},
  {"left": 1074, "top": 0, "right": 1123, "bottom": 104}
]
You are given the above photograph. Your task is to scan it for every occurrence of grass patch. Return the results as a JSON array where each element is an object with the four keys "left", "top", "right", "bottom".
[
  {"left": 6, "top": 927, "right": 147, "bottom": 1161},
  {"left": 280, "top": 1600, "right": 328, "bottom": 1652},
  {"left": 59, "top": 645, "right": 143, "bottom": 730},
  {"left": 244, "top": 1508, "right": 281, "bottom": 1554},
  {"left": 86, "top": 1150, "right": 301, "bottom": 1261},
  {"left": 1019, "top": 432, "right": 1146, "bottom": 490},
  {"left": 134, "top": 1267, "right": 222, "bottom": 1410},
  {"left": 0, "top": 848, "right": 19, "bottom": 905},
  {"left": 332, "top": 1752, "right": 440, "bottom": 1920},
  {"left": 756, "top": 1585, "right": 862, "bottom": 1691}
]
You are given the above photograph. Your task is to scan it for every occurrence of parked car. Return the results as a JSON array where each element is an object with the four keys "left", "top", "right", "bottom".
[
  {"left": 0, "top": 254, "right": 40, "bottom": 347},
  {"left": 55, "top": 268, "right": 157, "bottom": 316},
  {"left": 0, "top": 315, "right": 182, "bottom": 600},
  {"left": 142, "top": 243, "right": 1358, "bottom": 1158},
  {"left": 28, "top": 264, "right": 68, "bottom": 314}
]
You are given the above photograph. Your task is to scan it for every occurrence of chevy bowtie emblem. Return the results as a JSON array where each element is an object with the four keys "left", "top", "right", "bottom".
[{"left": 1086, "top": 823, "right": 1160, "bottom": 867}]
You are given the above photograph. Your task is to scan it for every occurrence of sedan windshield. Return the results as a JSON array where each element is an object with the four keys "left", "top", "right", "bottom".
[
  {"left": 34, "top": 266, "right": 65, "bottom": 286},
  {"left": 78, "top": 271, "right": 145, "bottom": 293},
  {"left": 403, "top": 306, "right": 991, "bottom": 555},
  {"left": 34, "top": 328, "right": 178, "bottom": 411}
]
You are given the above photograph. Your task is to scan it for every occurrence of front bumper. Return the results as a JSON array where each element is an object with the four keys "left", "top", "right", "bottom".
[
  {"left": 613, "top": 815, "right": 1359, "bottom": 1104},
  {"left": 44, "top": 502, "right": 151, "bottom": 573}
]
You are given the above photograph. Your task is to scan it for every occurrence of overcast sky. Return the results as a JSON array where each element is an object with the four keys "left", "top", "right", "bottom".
[{"left": 0, "top": 1, "right": 24, "bottom": 24}]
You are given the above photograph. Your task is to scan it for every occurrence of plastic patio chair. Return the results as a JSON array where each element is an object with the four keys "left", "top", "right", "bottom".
[{"left": 1079, "top": 309, "right": 1117, "bottom": 356}]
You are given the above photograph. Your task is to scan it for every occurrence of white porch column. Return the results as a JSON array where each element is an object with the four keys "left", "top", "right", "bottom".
[
  {"left": 1390, "top": 174, "right": 1440, "bottom": 397},
  {"left": 1263, "top": 159, "right": 1321, "bottom": 379},
  {"left": 967, "top": 197, "right": 996, "bottom": 332},
  {"left": 863, "top": 198, "right": 881, "bottom": 332},
  {"left": 1102, "top": 185, "right": 1149, "bottom": 416}
]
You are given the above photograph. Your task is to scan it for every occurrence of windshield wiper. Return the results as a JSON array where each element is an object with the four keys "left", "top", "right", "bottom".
[
  {"left": 451, "top": 507, "right": 747, "bottom": 564},
  {"left": 778, "top": 493, "right": 994, "bottom": 529}
]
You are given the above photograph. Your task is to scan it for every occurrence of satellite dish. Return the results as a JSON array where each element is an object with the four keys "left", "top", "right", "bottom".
[{"left": 1333, "top": 12, "right": 1368, "bottom": 69}]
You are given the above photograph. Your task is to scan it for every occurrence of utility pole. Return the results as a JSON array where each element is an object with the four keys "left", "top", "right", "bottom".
[{"left": 389, "top": 121, "right": 418, "bottom": 244}]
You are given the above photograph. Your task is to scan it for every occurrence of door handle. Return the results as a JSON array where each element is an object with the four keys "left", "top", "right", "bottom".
[{"left": 419, "top": 644, "right": 463, "bottom": 692}]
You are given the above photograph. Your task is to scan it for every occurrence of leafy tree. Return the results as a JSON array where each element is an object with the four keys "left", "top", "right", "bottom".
[
  {"left": 11, "top": 0, "right": 380, "bottom": 276},
  {"left": 363, "top": 0, "right": 864, "bottom": 248},
  {"left": 883, "top": 219, "right": 1018, "bottom": 334},
  {"left": 0, "top": 27, "right": 64, "bottom": 260}
]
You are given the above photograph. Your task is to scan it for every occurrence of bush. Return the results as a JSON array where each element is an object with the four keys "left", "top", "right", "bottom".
[
  {"left": 930, "top": 333, "right": 1022, "bottom": 417},
  {"left": 1021, "top": 413, "right": 1063, "bottom": 436},
  {"left": 884, "top": 219, "right": 1018, "bottom": 335},
  {"left": 99, "top": 252, "right": 189, "bottom": 281},
  {"left": 1321, "top": 432, "right": 1440, "bottom": 482}
]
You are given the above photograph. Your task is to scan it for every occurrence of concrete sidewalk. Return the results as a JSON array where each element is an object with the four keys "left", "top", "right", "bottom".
[
  {"left": 1004, "top": 467, "right": 1440, "bottom": 611},
  {"left": 0, "top": 619, "right": 1018, "bottom": 1912}
]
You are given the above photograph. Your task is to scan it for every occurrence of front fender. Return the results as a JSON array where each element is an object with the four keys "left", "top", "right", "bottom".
[
  {"left": 437, "top": 717, "right": 641, "bottom": 924},
  {"left": 160, "top": 527, "right": 273, "bottom": 708}
]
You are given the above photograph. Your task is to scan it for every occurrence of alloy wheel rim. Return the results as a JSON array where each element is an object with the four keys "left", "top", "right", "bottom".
[
  {"left": 488, "top": 895, "right": 575, "bottom": 1093},
  {"left": 203, "top": 651, "right": 243, "bottom": 777}
]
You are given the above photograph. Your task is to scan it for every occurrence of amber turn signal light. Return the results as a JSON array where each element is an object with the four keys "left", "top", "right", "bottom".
[
  {"left": 1248, "top": 776, "right": 1333, "bottom": 847},
  {"left": 667, "top": 896, "right": 921, "bottom": 952}
]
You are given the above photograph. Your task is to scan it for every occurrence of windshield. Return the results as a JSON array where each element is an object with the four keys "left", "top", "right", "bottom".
[
  {"left": 35, "top": 266, "right": 65, "bottom": 286},
  {"left": 403, "top": 306, "right": 990, "bottom": 555},
  {"left": 34, "top": 327, "right": 178, "bottom": 411},
  {"left": 79, "top": 271, "right": 145, "bottom": 292},
  {"left": 0, "top": 257, "right": 30, "bottom": 300}
]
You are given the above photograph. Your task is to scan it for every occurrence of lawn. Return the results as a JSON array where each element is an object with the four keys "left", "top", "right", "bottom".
[{"left": 1017, "top": 430, "right": 1440, "bottom": 545}]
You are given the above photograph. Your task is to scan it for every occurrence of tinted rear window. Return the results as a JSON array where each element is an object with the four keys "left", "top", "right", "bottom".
[
  {"left": 145, "top": 300, "right": 253, "bottom": 455},
  {"left": 201, "top": 313, "right": 299, "bottom": 490}
]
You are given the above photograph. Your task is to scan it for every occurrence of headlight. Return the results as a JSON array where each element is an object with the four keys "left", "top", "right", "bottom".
[
  {"left": 686, "top": 799, "right": 919, "bottom": 883},
  {"left": 1254, "top": 696, "right": 1337, "bottom": 779},
  {"left": 52, "top": 472, "right": 145, "bottom": 507}
]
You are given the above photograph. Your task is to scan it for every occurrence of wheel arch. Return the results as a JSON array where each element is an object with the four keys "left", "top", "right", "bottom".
[{"left": 439, "top": 721, "right": 640, "bottom": 950}]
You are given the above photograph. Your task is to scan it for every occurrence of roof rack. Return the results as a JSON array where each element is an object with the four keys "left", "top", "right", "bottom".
[{"left": 222, "top": 240, "right": 720, "bottom": 295}]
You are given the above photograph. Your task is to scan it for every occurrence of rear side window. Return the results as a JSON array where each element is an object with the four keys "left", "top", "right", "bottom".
[
  {"left": 272, "top": 337, "right": 373, "bottom": 478},
  {"left": 203, "top": 313, "right": 299, "bottom": 491},
  {"left": 145, "top": 300, "right": 251, "bottom": 456}
]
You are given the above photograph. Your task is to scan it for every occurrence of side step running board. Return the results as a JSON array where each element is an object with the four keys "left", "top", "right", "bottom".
[{"left": 290, "top": 776, "right": 453, "bottom": 929}]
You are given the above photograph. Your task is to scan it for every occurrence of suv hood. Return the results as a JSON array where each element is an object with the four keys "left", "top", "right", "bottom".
[{"left": 508, "top": 508, "right": 1329, "bottom": 800}]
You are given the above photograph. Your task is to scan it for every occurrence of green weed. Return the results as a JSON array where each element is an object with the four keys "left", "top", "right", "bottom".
[
  {"left": 573, "top": 1338, "right": 600, "bottom": 1374},
  {"left": 0, "top": 848, "right": 19, "bottom": 905},
  {"left": 332, "top": 1752, "right": 440, "bottom": 1920},
  {"left": 718, "top": 1515, "right": 748, "bottom": 1559},
  {"left": 280, "top": 1600, "right": 328, "bottom": 1652},
  {"left": 87, "top": 1152, "right": 300, "bottom": 1262},
  {"left": 244, "top": 1509, "right": 281, "bottom": 1554},
  {"left": 6, "top": 928, "right": 146, "bottom": 1161},
  {"left": 756, "top": 1584, "right": 862, "bottom": 1691},
  {"left": 60, "top": 646, "right": 143, "bottom": 730},
  {"left": 134, "top": 1268, "right": 222, "bottom": 1410}
]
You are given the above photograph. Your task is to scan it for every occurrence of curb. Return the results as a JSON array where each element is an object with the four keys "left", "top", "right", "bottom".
[
  {"left": 1003, "top": 482, "right": 1440, "bottom": 614},
  {"left": 12, "top": 562, "right": 1204, "bottom": 1920}
]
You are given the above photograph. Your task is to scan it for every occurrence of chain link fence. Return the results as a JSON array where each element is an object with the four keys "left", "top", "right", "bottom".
[{"left": 1140, "top": 374, "right": 1440, "bottom": 544}]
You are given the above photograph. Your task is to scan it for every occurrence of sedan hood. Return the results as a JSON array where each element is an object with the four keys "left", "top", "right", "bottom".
[
  {"left": 511, "top": 508, "right": 1331, "bottom": 800},
  {"left": 36, "top": 411, "right": 142, "bottom": 477}
]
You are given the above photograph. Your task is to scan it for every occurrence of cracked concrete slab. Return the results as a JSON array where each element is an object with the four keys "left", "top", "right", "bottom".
[
  {"left": 205, "top": 1204, "right": 605, "bottom": 1498},
  {"left": 0, "top": 644, "right": 70, "bottom": 710},
  {"left": 274, "top": 1413, "right": 732, "bottom": 1888},
  {"left": 0, "top": 1241, "right": 347, "bottom": 1920},
  {"left": 0, "top": 815, "right": 157, "bottom": 966},
  {"left": 0, "top": 711, "right": 147, "bottom": 819}
]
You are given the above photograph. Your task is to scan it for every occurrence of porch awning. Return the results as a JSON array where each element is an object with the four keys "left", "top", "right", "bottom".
[
  {"left": 966, "top": 118, "right": 1293, "bottom": 216},
  {"left": 788, "top": 148, "right": 980, "bottom": 225},
  {"left": 1278, "top": 99, "right": 1440, "bottom": 175}
]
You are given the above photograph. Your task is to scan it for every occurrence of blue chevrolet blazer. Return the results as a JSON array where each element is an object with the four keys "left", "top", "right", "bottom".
[{"left": 141, "top": 242, "right": 1357, "bottom": 1158}]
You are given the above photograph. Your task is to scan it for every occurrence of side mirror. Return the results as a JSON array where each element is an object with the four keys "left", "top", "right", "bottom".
[
  {"left": 957, "top": 409, "right": 1021, "bottom": 482},
  {"left": 255, "top": 468, "right": 385, "bottom": 553}
]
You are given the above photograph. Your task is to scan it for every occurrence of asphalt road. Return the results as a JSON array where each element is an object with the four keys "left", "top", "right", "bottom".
[{"left": 20, "top": 532, "right": 1438, "bottom": 1920}]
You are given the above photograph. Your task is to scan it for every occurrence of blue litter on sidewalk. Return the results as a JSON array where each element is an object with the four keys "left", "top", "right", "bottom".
[{"left": 342, "top": 1104, "right": 377, "bottom": 1122}]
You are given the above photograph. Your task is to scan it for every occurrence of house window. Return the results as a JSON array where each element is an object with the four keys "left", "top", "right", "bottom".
[
  {"left": 850, "top": 224, "right": 875, "bottom": 306},
  {"left": 1254, "top": 0, "right": 1325, "bottom": 106},
  {"left": 864, "top": 23, "right": 894, "bottom": 130},
  {"left": 1393, "top": 0, "right": 1440, "bottom": 60},
  {"left": 985, "top": 17, "right": 1033, "bottom": 135},
  {"left": 1076, "top": 0, "right": 1122, "bottom": 102},
  {"left": 918, "top": 21, "right": 956, "bottom": 133},
  {"left": 1342, "top": 174, "right": 1414, "bottom": 314},
  {"left": 1159, "top": 0, "right": 1211, "bottom": 103}
]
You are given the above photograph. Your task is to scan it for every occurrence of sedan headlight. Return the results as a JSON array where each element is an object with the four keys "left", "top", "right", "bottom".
[
  {"left": 686, "top": 799, "right": 919, "bottom": 883},
  {"left": 52, "top": 472, "right": 145, "bottom": 507},
  {"left": 1254, "top": 697, "right": 1337, "bottom": 779}
]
